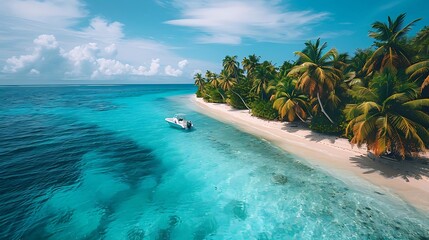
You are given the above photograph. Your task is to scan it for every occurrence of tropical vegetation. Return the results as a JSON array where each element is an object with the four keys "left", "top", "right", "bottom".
[{"left": 194, "top": 13, "right": 429, "bottom": 160}]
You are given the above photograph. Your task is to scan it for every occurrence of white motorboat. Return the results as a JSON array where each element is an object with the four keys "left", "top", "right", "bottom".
[{"left": 165, "top": 114, "right": 193, "bottom": 129}]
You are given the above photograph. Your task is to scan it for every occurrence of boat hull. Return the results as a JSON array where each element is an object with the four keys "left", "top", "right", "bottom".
[{"left": 165, "top": 118, "right": 192, "bottom": 129}]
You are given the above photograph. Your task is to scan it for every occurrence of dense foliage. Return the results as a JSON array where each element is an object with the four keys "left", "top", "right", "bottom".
[
  {"left": 194, "top": 13, "right": 429, "bottom": 160},
  {"left": 251, "top": 100, "right": 279, "bottom": 120}
]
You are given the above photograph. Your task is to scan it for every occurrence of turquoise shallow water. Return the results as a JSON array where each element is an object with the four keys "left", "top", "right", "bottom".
[{"left": 1, "top": 85, "right": 428, "bottom": 239}]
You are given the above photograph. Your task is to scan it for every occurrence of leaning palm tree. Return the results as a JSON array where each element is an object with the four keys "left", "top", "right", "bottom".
[
  {"left": 193, "top": 73, "right": 205, "bottom": 92},
  {"left": 219, "top": 70, "right": 251, "bottom": 111},
  {"left": 345, "top": 73, "right": 429, "bottom": 159},
  {"left": 364, "top": 13, "right": 421, "bottom": 74},
  {"left": 288, "top": 38, "right": 342, "bottom": 123},
  {"left": 270, "top": 79, "right": 309, "bottom": 122}
]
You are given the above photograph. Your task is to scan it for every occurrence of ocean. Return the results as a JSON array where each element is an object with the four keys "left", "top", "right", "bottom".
[{"left": 0, "top": 84, "right": 428, "bottom": 239}]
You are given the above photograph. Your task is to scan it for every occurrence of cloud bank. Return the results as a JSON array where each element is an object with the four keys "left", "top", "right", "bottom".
[
  {"left": 2, "top": 34, "right": 187, "bottom": 80},
  {"left": 0, "top": 0, "right": 202, "bottom": 82}
]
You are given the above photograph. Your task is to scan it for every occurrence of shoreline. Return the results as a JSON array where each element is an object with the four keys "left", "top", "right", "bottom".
[{"left": 188, "top": 95, "right": 429, "bottom": 214}]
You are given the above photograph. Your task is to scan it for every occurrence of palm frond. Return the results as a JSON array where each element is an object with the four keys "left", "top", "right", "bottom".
[
  {"left": 394, "top": 16, "right": 422, "bottom": 40},
  {"left": 402, "top": 98, "right": 429, "bottom": 109},
  {"left": 294, "top": 51, "right": 312, "bottom": 63},
  {"left": 319, "top": 48, "right": 338, "bottom": 63},
  {"left": 402, "top": 110, "right": 429, "bottom": 128},
  {"left": 352, "top": 116, "right": 377, "bottom": 146},
  {"left": 348, "top": 86, "right": 378, "bottom": 102}
]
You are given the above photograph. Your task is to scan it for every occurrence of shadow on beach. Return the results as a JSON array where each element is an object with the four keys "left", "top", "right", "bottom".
[
  {"left": 281, "top": 122, "right": 337, "bottom": 144},
  {"left": 281, "top": 122, "right": 305, "bottom": 133},
  {"left": 349, "top": 155, "right": 429, "bottom": 182},
  {"left": 280, "top": 121, "right": 429, "bottom": 182},
  {"left": 303, "top": 132, "right": 337, "bottom": 144}
]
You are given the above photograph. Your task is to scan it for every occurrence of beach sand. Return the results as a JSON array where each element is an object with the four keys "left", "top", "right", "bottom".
[{"left": 189, "top": 95, "right": 429, "bottom": 214}]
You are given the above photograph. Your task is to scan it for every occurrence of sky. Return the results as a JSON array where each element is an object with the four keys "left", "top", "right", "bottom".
[{"left": 0, "top": 0, "right": 428, "bottom": 84}]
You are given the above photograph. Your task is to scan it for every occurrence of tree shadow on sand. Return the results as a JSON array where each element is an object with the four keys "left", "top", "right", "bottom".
[
  {"left": 349, "top": 155, "right": 429, "bottom": 182},
  {"left": 281, "top": 122, "right": 304, "bottom": 133},
  {"left": 303, "top": 132, "right": 337, "bottom": 144},
  {"left": 282, "top": 122, "right": 337, "bottom": 144}
]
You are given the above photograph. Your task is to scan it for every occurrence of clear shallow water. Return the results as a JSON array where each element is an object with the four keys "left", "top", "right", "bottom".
[{"left": 1, "top": 85, "right": 428, "bottom": 240}]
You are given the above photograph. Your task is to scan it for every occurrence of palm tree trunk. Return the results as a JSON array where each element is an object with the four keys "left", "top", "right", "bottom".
[
  {"left": 293, "top": 104, "right": 306, "bottom": 123},
  {"left": 231, "top": 89, "right": 251, "bottom": 112},
  {"left": 217, "top": 89, "right": 225, "bottom": 101},
  {"left": 295, "top": 112, "right": 306, "bottom": 123},
  {"left": 317, "top": 92, "right": 334, "bottom": 123}
]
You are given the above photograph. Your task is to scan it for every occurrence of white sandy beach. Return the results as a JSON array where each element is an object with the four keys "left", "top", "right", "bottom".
[{"left": 189, "top": 95, "right": 429, "bottom": 214}]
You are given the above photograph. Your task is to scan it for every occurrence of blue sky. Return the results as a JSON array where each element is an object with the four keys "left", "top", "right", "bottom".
[{"left": 0, "top": 0, "right": 427, "bottom": 84}]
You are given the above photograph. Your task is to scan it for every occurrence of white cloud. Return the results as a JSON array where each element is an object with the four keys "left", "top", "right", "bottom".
[
  {"left": 145, "top": 59, "right": 161, "bottom": 76},
  {"left": 2, "top": 34, "right": 65, "bottom": 74},
  {"left": 164, "top": 59, "right": 188, "bottom": 77},
  {"left": 165, "top": 0, "right": 328, "bottom": 44},
  {"left": 165, "top": 65, "right": 182, "bottom": 77},
  {"left": 92, "top": 58, "right": 160, "bottom": 78},
  {"left": 33, "top": 34, "right": 59, "bottom": 49},
  {"left": 104, "top": 44, "right": 118, "bottom": 57},
  {"left": 64, "top": 42, "right": 100, "bottom": 76},
  {"left": 3, "top": 53, "right": 39, "bottom": 74},
  {"left": 29, "top": 69, "right": 40, "bottom": 75},
  {"left": 66, "top": 43, "right": 99, "bottom": 63},
  {"left": 178, "top": 59, "right": 188, "bottom": 69}
]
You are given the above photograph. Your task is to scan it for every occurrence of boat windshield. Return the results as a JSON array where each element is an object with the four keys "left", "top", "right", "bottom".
[{"left": 174, "top": 114, "right": 186, "bottom": 120}]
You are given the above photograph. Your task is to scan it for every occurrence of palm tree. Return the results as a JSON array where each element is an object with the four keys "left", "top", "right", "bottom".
[
  {"left": 252, "top": 61, "right": 276, "bottom": 100},
  {"left": 345, "top": 73, "right": 429, "bottom": 159},
  {"left": 222, "top": 55, "right": 240, "bottom": 80},
  {"left": 206, "top": 70, "right": 225, "bottom": 101},
  {"left": 194, "top": 73, "right": 205, "bottom": 92},
  {"left": 219, "top": 70, "right": 251, "bottom": 111},
  {"left": 333, "top": 52, "right": 350, "bottom": 72},
  {"left": 278, "top": 61, "right": 294, "bottom": 79},
  {"left": 364, "top": 13, "right": 421, "bottom": 74},
  {"left": 242, "top": 54, "right": 260, "bottom": 79},
  {"left": 414, "top": 26, "right": 429, "bottom": 56},
  {"left": 345, "top": 49, "right": 372, "bottom": 88},
  {"left": 288, "top": 38, "right": 341, "bottom": 123},
  {"left": 270, "top": 79, "right": 309, "bottom": 122},
  {"left": 407, "top": 26, "right": 429, "bottom": 95}
]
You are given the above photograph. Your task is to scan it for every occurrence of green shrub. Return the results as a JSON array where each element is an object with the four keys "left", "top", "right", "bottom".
[
  {"left": 309, "top": 111, "right": 346, "bottom": 135},
  {"left": 251, "top": 100, "right": 278, "bottom": 120}
]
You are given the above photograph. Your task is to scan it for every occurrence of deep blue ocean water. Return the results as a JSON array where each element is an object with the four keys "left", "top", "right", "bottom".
[{"left": 0, "top": 84, "right": 428, "bottom": 239}]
